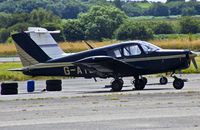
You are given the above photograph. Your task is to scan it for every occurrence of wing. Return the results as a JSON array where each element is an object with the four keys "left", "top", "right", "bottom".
[{"left": 74, "top": 56, "right": 139, "bottom": 77}]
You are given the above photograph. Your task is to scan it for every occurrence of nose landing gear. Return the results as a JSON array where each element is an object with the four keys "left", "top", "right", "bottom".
[{"left": 159, "top": 76, "right": 168, "bottom": 85}]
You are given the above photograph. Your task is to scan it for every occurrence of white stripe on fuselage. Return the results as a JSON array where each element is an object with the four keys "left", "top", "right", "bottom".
[
  {"left": 25, "top": 54, "right": 186, "bottom": 70},
  {"left": 122, "top": 54, "right": 186, "bottom": 62}
]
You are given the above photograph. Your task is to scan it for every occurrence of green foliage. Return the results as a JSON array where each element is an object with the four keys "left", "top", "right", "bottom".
[
  {"left": 30, "top": 8, "right": 61, "bottom": 26},
  {"left": 148, "top": 3, "right": 170, "bottom": 16},
  {"left": 154, "top": 22, "right": 175, "bottom": 34},
  {"left": 182, "top": 7, "right": 196, "bottom": 16},
  {"left": 0, "top": 28, "right": 10, "bottom": 43},
  {"left": 42, "top": 23, "right": 64, "bottom": 42},
  {"left": 79, "top": 5, "right": 127, "bottom": 40},
  {"left": 167, "top": 0, "right": 185, "bottom": 2},
  {"left": 122, "top": 3, "right": 144, "bottom": 17},
  {"left": 49, "top": 0, "right": 87, "bottom": 19},
  {"left": 63, "top": 20, "right": 85, "bottom": 41},
  {"left": 180, "top": 17, "right": 199, "bottom": 34},
  {"left": 166, "top": 2, "right": 184, "bottom": 15},
  {"left": 115, "top": 21, "right": 153, "bottom": 40}
]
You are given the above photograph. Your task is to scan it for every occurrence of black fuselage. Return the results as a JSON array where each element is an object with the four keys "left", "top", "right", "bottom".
[{"left": 23, "top": 42, "right": 190, "bottom": 78}]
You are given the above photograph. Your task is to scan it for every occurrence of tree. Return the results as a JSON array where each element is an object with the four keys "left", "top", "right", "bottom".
[
  {"left": 180, "top": 17, "right": 199, "bottom": 34},
  {"left": 42, "top": 22, "right": 65, "bottom": 42},
  {"left": 121, "top": 3, "right": 144, "bottom": 17},
  {"left": 148, "top": 3, "right": 169, "bottom": 16},
  {"left": 166, "top": 1, "right": 184, "bottom": 15},
  {"left": 167, "top": 0, "right": 185, "bottom": 2},
  {"left": 63, "top": 20, "right": 85, "bottom": 41},
  {"left": 182, "top": 7, "right": 196, "bottom": 16},
  {"left": 154, "top": 22, "right": 175, "bottom": 34},
  {"left": 0, "top": 28, "right": 10, "bottom": 43},
  {"left": 79, "top": 6, "right": 127, "bottom": 40},
  {"left": 29, "top": 8, "right": 61, "bottom": 26},
  {"left": 115, "top": 21, "right": 153, "bottom": 40},
  {"left": 113, "top": 0, "right": 123, "bottom": 9}
]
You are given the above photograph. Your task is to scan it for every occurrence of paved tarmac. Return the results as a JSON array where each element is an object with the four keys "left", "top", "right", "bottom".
[{"left": 0, "top": 74, "right": 200, "bottom": 130}]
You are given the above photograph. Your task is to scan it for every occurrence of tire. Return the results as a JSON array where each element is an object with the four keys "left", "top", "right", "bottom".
[
  {"left": 46, "top": 80, "right": 62, "bottom": 91},
  {"left": 173, "top": 79, "right": 184, "bottom": 90},
  {"left": 46, "top": 80, "right": 62, "bottom": 85},
  {"left": 1, "top": 82, "right": 18, "bottom": 95},
  {"left": 160, "top": 77, "right": 168, "bottom": 85},
  {"left": 141, "top": 77, "right": 147, "bottom": 85},
  {"left": 135, "top": 79, "right": 145, "bottom": 90},
  {"left": 111, "top": 80, "right": 123, "bottom": 92},
  {"left": 1, "top": 82, "right": 18, "bottom": 90},
  {"left": 1, "top": 88, "right": 18, "bottom": 95},
  {"left": 46, "top": 85, "right": 62, "bottom": 91}
]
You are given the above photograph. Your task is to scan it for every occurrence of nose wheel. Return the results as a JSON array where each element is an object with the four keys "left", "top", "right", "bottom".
[{"left": 159, "top": 76, "right": 168, "bottom": 85}]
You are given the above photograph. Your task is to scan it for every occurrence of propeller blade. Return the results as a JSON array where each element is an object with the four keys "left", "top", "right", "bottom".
[{"left": 191, "top": 58, "right": 198, "bottom": 71}]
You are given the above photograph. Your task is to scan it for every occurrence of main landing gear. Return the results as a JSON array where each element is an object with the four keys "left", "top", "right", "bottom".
[
  {"left": 132, "top": 76, "right": 147, "bottom": 90},
  {"left": 172, "top": 76, "right": 184, "bottom": 90},
  {"left": 111, "top": 78, "right": 124, "bottom": 92}
]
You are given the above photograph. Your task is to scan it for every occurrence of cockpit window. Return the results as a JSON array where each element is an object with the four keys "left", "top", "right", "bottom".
[
  {"left": 123, "top": 45, "right": 141, "bottom": 56},
  {"left": 140, "top": 41, "right": 160, "bottom": 53},
  {"left": 107, "top": 48, "right": 122, "bottom": 58}
]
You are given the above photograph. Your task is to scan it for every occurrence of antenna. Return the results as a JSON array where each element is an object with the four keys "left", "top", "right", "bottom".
[{"left": 84, "top": 41, "right": 94, "bottom": 49}]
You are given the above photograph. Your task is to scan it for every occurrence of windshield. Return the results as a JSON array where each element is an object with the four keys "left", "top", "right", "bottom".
[{"left": 139, "top": 41, "right": 161, "bottom": 53}]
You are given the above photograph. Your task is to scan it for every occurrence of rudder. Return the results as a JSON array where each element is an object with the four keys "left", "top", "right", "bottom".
[{"left": 12, "top": 33, "right": 51, "bottom": 67}]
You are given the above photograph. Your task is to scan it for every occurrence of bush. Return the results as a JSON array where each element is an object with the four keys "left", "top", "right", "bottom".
[
  {"left": 154, "top": 22, "right": 175, "bottom": 34},
  {"left": 180, "top": 17, "right": 199, "bottom": 34},
  {"left": 63, "top": 20, "right": 85, "bottom": 41},
  {"left": 115, "top": 21, "right": 153, "bottom": 40},
  {"left": 79, "top": 5, "right": 127, "bottom": 40},
  {"left": 0, "top": 28, "right": 10, "bottom": 43}
]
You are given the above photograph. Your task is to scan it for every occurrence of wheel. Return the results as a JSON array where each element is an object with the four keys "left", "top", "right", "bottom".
[
  {"left": 1, "top": 82, "right": 18, "bottom": 90},
  {"left": 1, "top": 82, "right": 18, "bottom": 95},
  {"left": 46, "top": 80, "right": 62, "bottom": 91},
  {"left": 111, "top": 80, "right": 123, "bottom": 92},
  {"left": 134, "top": 79, "right": 145, "bottom": 90},
  {"left": 119, "top": 79, "right": 124, "bottom": 85},
  {"left": 46, "top": 84, "right": 62, "bottom": 91},
  {"left": 46, "top": 80, "right": 62, "bottom": 85},
  {"left": 1, "top": 89, "right": 18, "bottom": 95},
  {"left": 141, "top": 77, "right": 147, "bottom": 85},
  {"left": 173, "top": 79, "right": 184, "bottom": 90},
  {"left": 160, "top": 77, "right": 168, "bottom": 85}
]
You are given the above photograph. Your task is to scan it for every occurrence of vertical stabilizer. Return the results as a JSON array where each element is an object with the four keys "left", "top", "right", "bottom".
[
  {"left": 12, "top": 33, "right": 51, "bottom": 67},
  {"left": 28, "top": 27, "right": 66, "bottom": 59}
]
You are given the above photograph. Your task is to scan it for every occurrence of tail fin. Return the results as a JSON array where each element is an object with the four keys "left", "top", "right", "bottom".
[
  {"left": 27, "top": 27, "right": 66, "bottom": 59},
  {"left": 12, "top": 33, "right": 51, "bottom": 67}
]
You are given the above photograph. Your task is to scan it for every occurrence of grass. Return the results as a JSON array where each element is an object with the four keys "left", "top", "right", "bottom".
[
  {"left": 0, "top": 62, "right": 66, "bottom": 81},
  {"left": 2, "top": 35, "right": 200, "bottom": 56},
  {"left": 150, "top": 39, "right": 200, "bottom": 51}
]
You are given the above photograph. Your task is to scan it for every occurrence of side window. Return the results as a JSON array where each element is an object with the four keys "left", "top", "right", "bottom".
[
  {"left": 123, "top": 45, "right": 141, "bottom": 56},
  {"left": 107, "top": 48, "right": 122, "bottom": 58},
  {"left": 141, "top": 45, "right": 149, "bottom": 54}
]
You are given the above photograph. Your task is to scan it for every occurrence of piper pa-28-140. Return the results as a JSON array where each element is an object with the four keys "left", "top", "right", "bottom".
[{"left": 11, "top": 27, "right": 198, "bottom": 91}]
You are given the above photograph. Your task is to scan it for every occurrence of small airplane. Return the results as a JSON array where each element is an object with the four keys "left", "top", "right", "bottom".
[{"left": 11, "top": 27, "right": 198, "bottom": 91}]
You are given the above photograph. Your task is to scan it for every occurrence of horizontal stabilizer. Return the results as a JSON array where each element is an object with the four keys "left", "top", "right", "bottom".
[{"left": 8, "top": 68, "right": 24, "bottom": 71}]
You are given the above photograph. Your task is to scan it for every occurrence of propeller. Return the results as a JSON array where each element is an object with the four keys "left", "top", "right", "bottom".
[{"left": 189, "top": 51, "right": 198, "bottom": 71}]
